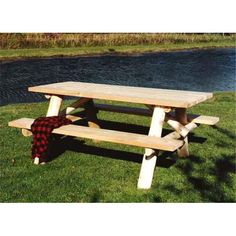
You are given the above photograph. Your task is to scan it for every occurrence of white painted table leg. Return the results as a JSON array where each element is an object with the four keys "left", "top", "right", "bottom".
[
  {"left": 137, "top": 107, "right": 165, "bottom": 189},
  {"left": 175, "top": 108, "right": 189, "bottom": 157},
  {"left": 34, "top": 157, "right": 40, "bottom": 165},
  {"left": 34, "top": 95, "right": 63, "bottom": 165},
  {"left": 33, "top": 157, "right": 46, "bottom": 165},
  {"left": 46, "top": 95, "right": 63, "bottom": 117}
]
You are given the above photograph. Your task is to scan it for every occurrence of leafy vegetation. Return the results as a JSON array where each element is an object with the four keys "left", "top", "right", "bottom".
[{"left": 0, "top": 92, "right": 235, "bottom": 202}]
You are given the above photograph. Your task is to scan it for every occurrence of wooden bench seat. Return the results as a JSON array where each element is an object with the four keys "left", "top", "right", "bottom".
[
  {"left": 94, "top": 103, "right": 219, "bottom": 125},
  {"left": 8, "top": 118, "right": 184, "bottom": 152},
  {"left": 187, "top": 114, "right": 219, "bottom": 125}
]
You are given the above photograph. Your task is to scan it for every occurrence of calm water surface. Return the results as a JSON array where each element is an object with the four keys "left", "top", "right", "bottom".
[{"left": 0, "top": 48, "right": 235, "bottom": 105}]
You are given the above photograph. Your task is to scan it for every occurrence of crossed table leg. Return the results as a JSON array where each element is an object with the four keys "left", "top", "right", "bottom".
[
  {"left": 137, "top": 107, "right": 166, "bottom": 189},
  {"left": 137, "top": 106, "right": 192, "bottom": 189}
]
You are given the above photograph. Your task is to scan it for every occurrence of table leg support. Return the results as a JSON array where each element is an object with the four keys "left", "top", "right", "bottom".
[
  {"left": 175, "top": 108, "right": 189, "bottom": 157},
  {"left": 46, "top": 95, "right": 63, "bottom": 117},
  {"left": 59, "top": 97, "right": 91, "bottom": 115},
  {"left": 84, "top": 99, "right": 100, "bottom": 129},
  {"left": 137, "top": 107, "right": 165, "bottom": 189}
]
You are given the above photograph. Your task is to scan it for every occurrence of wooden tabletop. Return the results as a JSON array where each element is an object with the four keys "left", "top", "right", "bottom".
[{"left": 28, "top": 82, "right": 213, "bottom": 108}]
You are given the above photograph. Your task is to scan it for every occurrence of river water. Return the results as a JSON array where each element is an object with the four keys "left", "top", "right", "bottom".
[{"left": 0, "top": 47, "right": 235, "bottom": 105}]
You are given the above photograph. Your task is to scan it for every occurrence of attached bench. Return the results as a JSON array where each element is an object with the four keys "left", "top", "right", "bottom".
[{"left": 8, "top": 118, "right": 184, "bottom": 152}]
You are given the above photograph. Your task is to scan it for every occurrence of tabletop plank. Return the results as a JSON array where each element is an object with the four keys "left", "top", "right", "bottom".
[{"left": 28, "top": 82, "right": 213, "bottom": 108}]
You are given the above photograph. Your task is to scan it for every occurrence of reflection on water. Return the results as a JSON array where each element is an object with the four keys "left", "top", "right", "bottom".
[{"left": 0, "top": 48, "right": 235, "bottom": 105}]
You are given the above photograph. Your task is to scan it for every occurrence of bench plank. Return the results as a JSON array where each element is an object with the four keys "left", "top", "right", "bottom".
[
  {"left": 187, "top": 114, "right": 219, "bottom": 125},
  {"left": 8, "top": 118, "right": 183, "bottom": 152},
  {"left": 28, "top": 82, "right": 213, "bottom": 108}
]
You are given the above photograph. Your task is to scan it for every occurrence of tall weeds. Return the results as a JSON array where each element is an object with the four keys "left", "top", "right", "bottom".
[{"left": 0, "top": 33, "right": 234, "bottom": 49}]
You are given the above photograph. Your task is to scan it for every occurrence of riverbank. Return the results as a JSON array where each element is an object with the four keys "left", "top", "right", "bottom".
[
  {"left": 0, "top": 40, "right": 235, "bottom": 62},
  {"left": 0, "top": 92, "right": 235, "bottom": 202}
]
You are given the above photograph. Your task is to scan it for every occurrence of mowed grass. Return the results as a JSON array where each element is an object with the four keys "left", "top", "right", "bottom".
[
  {"left": 0, "top": 92, "right": 235, "bottom": 202},
  {"left": 0, "top": 41, "right": 235, "bottom": 61}
]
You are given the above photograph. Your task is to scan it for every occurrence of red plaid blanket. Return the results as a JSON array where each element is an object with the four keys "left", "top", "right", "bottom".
[{"left": 31, "top": 116, "right": 72, "bottom": 161}]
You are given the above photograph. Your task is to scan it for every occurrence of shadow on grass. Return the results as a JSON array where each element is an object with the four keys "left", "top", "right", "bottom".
[
  {"left": 46, "top": 119, "right": 236, "bottom": 202},
  {"left": 211, "top": 125, "right": 236, "bottom": 140},
  {"left": 48, "top": 136, "right": 177, "bottom": 168},
  {"left": 47, "top": 119, "right": 208, "bottom": 168},
  {"left": 172, "top": 154, "right": 236, "bottom": 202},
  {"left": 151, "top": 125, "right": 235, "bottom": 202},
  {"left": 155, "top": 154, "right": 236, "bottom": 202}
]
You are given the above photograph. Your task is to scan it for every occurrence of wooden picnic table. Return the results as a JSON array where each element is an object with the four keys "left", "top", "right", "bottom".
[{"left": 9, "top": 82, "right": 219, "bottom": 189}]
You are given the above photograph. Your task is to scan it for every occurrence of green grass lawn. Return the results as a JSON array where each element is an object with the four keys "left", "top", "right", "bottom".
[
  {"left": 0, "top": 92, "right": 235, "bottom": 202},
  {"left": 0, "top": 41, "right": 235, "bottom": 61}
]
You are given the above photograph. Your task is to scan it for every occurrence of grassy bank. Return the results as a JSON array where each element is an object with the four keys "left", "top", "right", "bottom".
[
  {"left": 0, "top": 33, "right": 235, "bottom": 61},
  {"left": 0, "top": 92, "right": 235, "bottom": 202}
]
